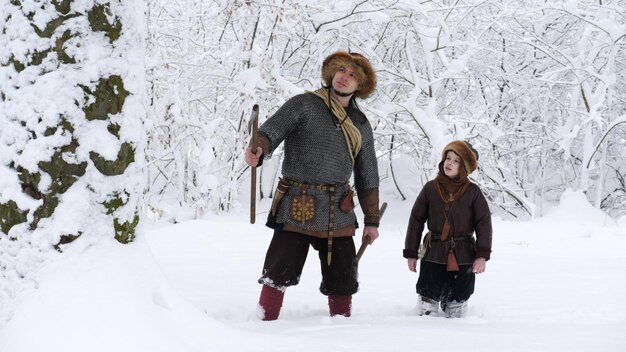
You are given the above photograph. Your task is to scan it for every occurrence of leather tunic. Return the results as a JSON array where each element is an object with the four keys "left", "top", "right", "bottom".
[{"left": 404, "top": 181, "right": 492, "bottom": 264}]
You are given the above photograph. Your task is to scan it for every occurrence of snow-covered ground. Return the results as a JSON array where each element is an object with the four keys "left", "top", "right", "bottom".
[{"left": 0, "top": 190, "right": 625, "bottom": 352}]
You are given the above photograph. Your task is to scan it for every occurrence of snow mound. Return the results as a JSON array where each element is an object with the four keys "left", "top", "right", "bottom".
[
  {"left": 0, "top": 235, "right": 244, "bottom": 352},
  {"left": 541, "top": 189, "right": 616, "bottom": 227}
]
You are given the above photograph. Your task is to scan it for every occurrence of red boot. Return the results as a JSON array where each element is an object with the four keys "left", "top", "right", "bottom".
[
  {"left": 258, "top": 285, "right": 284, "bottom": 321},
  {"left": 328, "top": 295, "right": 352, "bottom": 317}
]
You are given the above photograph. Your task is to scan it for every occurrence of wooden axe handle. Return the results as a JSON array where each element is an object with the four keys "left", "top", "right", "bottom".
[
  {"left": 249, "top": 104, "right": 259, "bottom": 224},
  {"left": 355, "top": 202, "right": 387, "bottom": 262}
]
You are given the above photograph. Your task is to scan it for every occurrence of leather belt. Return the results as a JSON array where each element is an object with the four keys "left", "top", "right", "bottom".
[
  {"left": 429, "top": 231, "right": 474, "bottom": 241},
  {"left": 282, "top": 178, "right": 348, "bottom": 192}
]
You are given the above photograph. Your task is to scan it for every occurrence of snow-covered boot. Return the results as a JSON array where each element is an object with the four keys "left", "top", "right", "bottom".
[
  {"left": 258, "top": 285, "right": 284, "bottom": 321},
  {"left": 418, "top": 295, "right": 439, "bottom": 316},
  {"left": 328, "top": 295, "right": 352, "bottom": 317},
  {"left": 443, "top": 300, "right": 467, "bottom": 318}
]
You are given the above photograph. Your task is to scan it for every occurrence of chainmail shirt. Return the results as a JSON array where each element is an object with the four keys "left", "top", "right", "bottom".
[{"left": 259, "top": 93, "right": 379, "bottom": 235}]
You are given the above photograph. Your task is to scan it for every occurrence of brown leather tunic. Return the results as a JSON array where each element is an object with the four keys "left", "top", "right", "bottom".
[{"left": 404, "top": 181, "right": 492, "bottom": 265}]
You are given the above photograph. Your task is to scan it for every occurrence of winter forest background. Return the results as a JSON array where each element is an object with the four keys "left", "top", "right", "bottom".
[
  {"left": 143, "top": 0, "right": 626, "bottom": 220},
  {"left": 1, "top": 0, "right": 626, "bottom": 339}
]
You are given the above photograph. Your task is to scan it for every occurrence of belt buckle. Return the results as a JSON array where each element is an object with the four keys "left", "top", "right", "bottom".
[{"left": 316, "top": 184, "right": 330, "bottom": 192}]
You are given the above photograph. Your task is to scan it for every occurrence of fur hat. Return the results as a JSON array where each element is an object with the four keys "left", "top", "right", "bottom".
[
  {"left": 321, "top": 51, "right": 377, "bottom": 99},
  {"left": 441, "top": 140, "right": 479, "bottom": 175}
]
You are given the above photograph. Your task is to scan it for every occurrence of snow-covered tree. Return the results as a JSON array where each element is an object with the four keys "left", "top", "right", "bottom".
[
  {"left": 144, "top": 0, "right": 625, "bottom": 220},
  {"left": 0, "top": 0, "right": 145, "bottom": 323}
]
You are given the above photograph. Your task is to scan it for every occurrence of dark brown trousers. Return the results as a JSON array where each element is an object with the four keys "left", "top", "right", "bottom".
[{"left": 258, "top": 230, "right": 358, "bottom": 296}]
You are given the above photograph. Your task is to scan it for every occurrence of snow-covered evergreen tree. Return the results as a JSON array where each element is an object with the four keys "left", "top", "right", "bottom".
[{"left": 0, "top": 0, "right": 145, "bottom": 323}]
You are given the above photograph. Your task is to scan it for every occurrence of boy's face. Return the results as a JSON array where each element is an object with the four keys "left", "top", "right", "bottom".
[{"left": 444, "top": 151, "right": 462, "bottom": 178}]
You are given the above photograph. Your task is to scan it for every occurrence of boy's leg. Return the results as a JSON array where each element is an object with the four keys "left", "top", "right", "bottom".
[
  {"left": 441, "top": 265, "right": 474, "bottom": 318},
  {"left": 418, "top": 295, "right": 439, "bottom": 316},
  {"left": 416, "top": 260, "right": 447, "bottom": 315}
]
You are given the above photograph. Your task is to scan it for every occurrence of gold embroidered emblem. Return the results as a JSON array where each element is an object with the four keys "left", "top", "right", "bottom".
[{"left": 291, "top": 194, "right": 315, "bottom": 224}]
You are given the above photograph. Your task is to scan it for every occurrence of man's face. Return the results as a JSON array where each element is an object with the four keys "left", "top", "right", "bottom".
[{"left": 332, "top": 66, "right": 360, "bottom": 96}]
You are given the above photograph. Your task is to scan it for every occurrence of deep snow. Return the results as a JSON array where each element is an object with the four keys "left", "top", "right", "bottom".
[{"left": 0, "top": 190, "right": 625, "bottom": 352}]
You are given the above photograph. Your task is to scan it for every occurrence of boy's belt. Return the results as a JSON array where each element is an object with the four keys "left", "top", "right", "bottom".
[{"left": 429, "top": 231, "right": 474, "bottom": 241}]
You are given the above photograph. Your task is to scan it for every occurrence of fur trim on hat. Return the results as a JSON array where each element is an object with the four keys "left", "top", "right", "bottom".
[
  {"left": 322, "top": 51, "right": 377, "bottom": 99},
  {"left": 441, "top": 140, "right": 479, "bottom": 175}
]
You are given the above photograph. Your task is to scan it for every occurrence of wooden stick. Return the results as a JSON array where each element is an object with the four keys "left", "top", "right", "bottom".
[{"left": 249, "top": 104, "right": 259, "bottom": 224}]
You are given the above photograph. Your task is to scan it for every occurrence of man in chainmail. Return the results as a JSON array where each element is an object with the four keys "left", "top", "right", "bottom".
[{"left": 245, "top": 51, "right": 381, "bottom": 320}]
